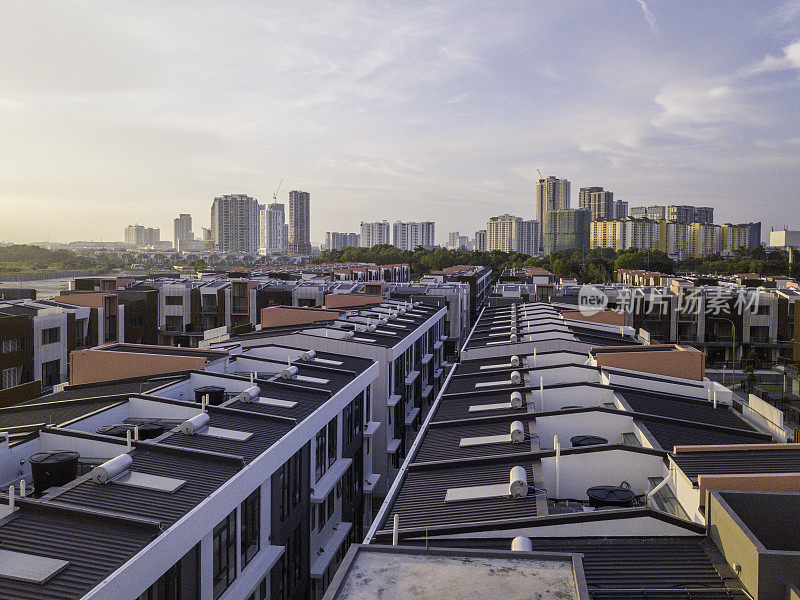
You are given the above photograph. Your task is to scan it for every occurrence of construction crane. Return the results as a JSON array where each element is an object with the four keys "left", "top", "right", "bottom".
[
  {"left": 272, "top": 178, "right": 284, "bottom": 202},
  {"left": 536, "top": 168, "right": 543, "bottom": 179}
]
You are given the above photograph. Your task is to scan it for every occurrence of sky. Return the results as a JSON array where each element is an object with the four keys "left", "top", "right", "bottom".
[{"left": 1, "top": 1, "right": 799, "bottom": 245}]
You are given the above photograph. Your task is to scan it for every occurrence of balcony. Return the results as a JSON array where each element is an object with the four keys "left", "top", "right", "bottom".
[
  {"left": 310, "top": 521, "right": 352, "bottom": 578},
  {"left": 310, "top": 458, "right": 352, "bottom": 503}
]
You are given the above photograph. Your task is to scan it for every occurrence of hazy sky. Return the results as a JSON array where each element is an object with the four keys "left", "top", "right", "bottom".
[{"left": 1, "top": 1, "right": 799, "bottom": 244}]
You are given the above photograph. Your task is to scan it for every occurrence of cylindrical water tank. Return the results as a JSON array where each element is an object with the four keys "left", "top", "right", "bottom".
[
  {"left": 180, "top": 412, "right": 211, "bottom": 434},
  {"left": 510, "top": 370, "right": 522, "bottom": 384},
  {"left": 194, "top": 386, "right": 225, "bottom": 406},
  {"left": 90, "top": 453, "right": 133, "bottom": 484},
  {"left": 509, "top": 466, "right": 528, "bottom": 498},
  {"left": 281, "top": 366, "right": 299, "bottom": 379},
  {"left": 511, "top": 536, "right": 533, "bottom": 552},
  {"left": 510, "top": 421, "right": 525, "bottom": 443},
  {"left": 570, "top": 435, "right": 608, "bottom": 447},
  {"left": 97, "top": 423, "right": 163, "bottom": 441},
  {"left": 510, "top": 391, "right": 523, "bottom": 408},
  {"left": 510, "top": 355, "right": 520, "bottom": 367},
  {"left": 586, "top": 485, "right": 636, "bottom": 508},
  {"left": 29, "top": 451, "right": 80, "bottom": 498},
  {"left": 509, "top": 334, "right": 518, "bottom": 342},
  {"left": 243, "top": 385, "right": 261, "bottom": 400}
]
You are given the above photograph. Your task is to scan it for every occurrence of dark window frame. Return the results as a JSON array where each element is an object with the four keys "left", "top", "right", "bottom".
[
  {"left": 212, "top": 510, "right": 237, "bottom": 599},
  {"left": 241, "top": 488, "right": 260, "bottom": 568}
]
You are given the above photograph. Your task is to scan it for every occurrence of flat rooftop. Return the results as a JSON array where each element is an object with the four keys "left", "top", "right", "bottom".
[
  {"left": 324, "top": 545, "right": 585, "bottom": 600},
  {"left": 718, "top": 490, "right": 800, "bottom": 552}
]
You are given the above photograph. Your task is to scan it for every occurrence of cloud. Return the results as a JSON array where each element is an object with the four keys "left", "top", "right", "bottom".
[
  {"left": 635, "top": 0, "right": 658, "bottom": 35},
  {"left": 0, "top": 2, "right": 798, "bottom": 242},
  {"left": 740, "top": 39, "right": 800, "bottom": 76},
  {"left": 651, "top": 85, "right": 737, "bottom": 132}
]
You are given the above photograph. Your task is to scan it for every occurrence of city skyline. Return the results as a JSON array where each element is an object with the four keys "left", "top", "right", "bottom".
[{"left": 1, "top": 2, "right": 799, "bottom": 243}]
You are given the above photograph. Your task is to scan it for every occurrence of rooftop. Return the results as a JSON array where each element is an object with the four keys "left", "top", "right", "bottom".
[
  {"left": 396, "top": 537, "right": 747, "bottom": 600},
  {"left": 324, "top": 545, "right": 585, "bottom": 600},
  {"left": 0, "top": 498, "right": 159, "bottom": 600}
]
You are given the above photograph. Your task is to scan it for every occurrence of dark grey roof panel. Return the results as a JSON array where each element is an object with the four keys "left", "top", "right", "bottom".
[
  {"left": 159, "top": 410, "right": 293, "bottom": 461},
  {"left": 399, "top": 537, "right": 747, "bottom": 600},
  {"left": 673, "top": 448, "right": 800, "bottom": 482},
  {"left": 639, "top": 419, "right": 769, "bottom": 451},
  {"left": 53, "top": 445, "right": 241, "bottom": 526},
  {"left": 381, "top": 458, "right": 539, "bottom": 533},
  {"left": 415, "top": 420, "right": 534, "bottom": 462},
  {"left": 616, "top": 388, "right": 753, "bottom": 430},
  {"left": 0, "top": 502, "right": 157, "bottom": 600}
]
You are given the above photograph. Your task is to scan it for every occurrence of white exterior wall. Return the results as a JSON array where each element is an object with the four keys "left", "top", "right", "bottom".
[
  {"left": 540, "top": 449, "right": 667, "bottom": 500},
  {"left": 32, "top": 310, "right": 69, "bottom": 386}
]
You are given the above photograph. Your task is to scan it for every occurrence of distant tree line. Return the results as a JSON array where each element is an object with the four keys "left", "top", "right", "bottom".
[
  {"left": 3, "top": 242, "right": 793, "bottom": 282},
  {"left": 313, "top": 244, "right": 798, "bottom": 283},
  {"left": 0, "top": 244, "right": 110, "bottom": 274}
]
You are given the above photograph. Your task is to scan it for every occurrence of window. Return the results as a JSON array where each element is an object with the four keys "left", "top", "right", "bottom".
[
  {"left": 137, "top": 544, "right": 199, "bottom": 600},
  {"left": 74, "top": 320, "right": 85, "bottom": 345},
  {"left": 41, "top": 327, "right": 60, "bottom": 345},
  {"left": 246, "top": 577, "right": 268, "bottom": 600},
  {"left": 241, "top": 488, "right": 260, "bottom": 568},
  {"left": 165, "top": 316, "right": 183, "bottom": 332},
  {"left": 41, "top": 360, "right": 60, "bottom": 388},
  {"left": 212, "top": 510, "right": 237, "bottom": 598},
  {"left": 165, "top": 295, "right": 184, "bottom": 305},
  {"left": 326, "top": 490, "right": 335, "bottom": 519},
  {"left": 276, "top": 526, "right": 303, "bottom": 599},
  {"left": 343, "top": 394, "right": 363, "bottom": 448},
  {"left": 327, "top": 419, "right": 337, "bottom": 467},
  {"left": 315, "top": 427, "right": 327, "bottom": 481},
  {"left": 1, "top": 367, "right": 19, "bottom": 390},
  {"left": 277, "top": 449, "right": 303, "bottom": 521},
  {"left": 1, "top": 339, "right": 21, "bottom": 353},
  {"left": 318, "top": 501, "right": 327, "bottom": 530}
]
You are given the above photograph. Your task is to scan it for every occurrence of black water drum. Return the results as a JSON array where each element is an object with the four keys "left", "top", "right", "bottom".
[
  {"left": 195, "top": 385, "right": 225, "bottom": 406},
  {"left": 29, "top": 451, "right": 80, "bottom": 498},
  {"left": 586, "top": 485, "right": 636, "bottom": 508},
  {"left": 570, "top": 435, "right": 608, "bottom": 447}
]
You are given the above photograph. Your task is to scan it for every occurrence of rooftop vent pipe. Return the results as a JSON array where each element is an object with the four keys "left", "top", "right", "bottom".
[
  {"left": 510, "top": 421, "right": 525, "bottom": 443},
  {"left": 90, "top": 453, "right": 133, "bottom": 484},
  {"left": 180, "top": 412, "right": 211, "bottom": 435},
  {"left": 509, "top": 466, "right": 528, "bottom": 498}
]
